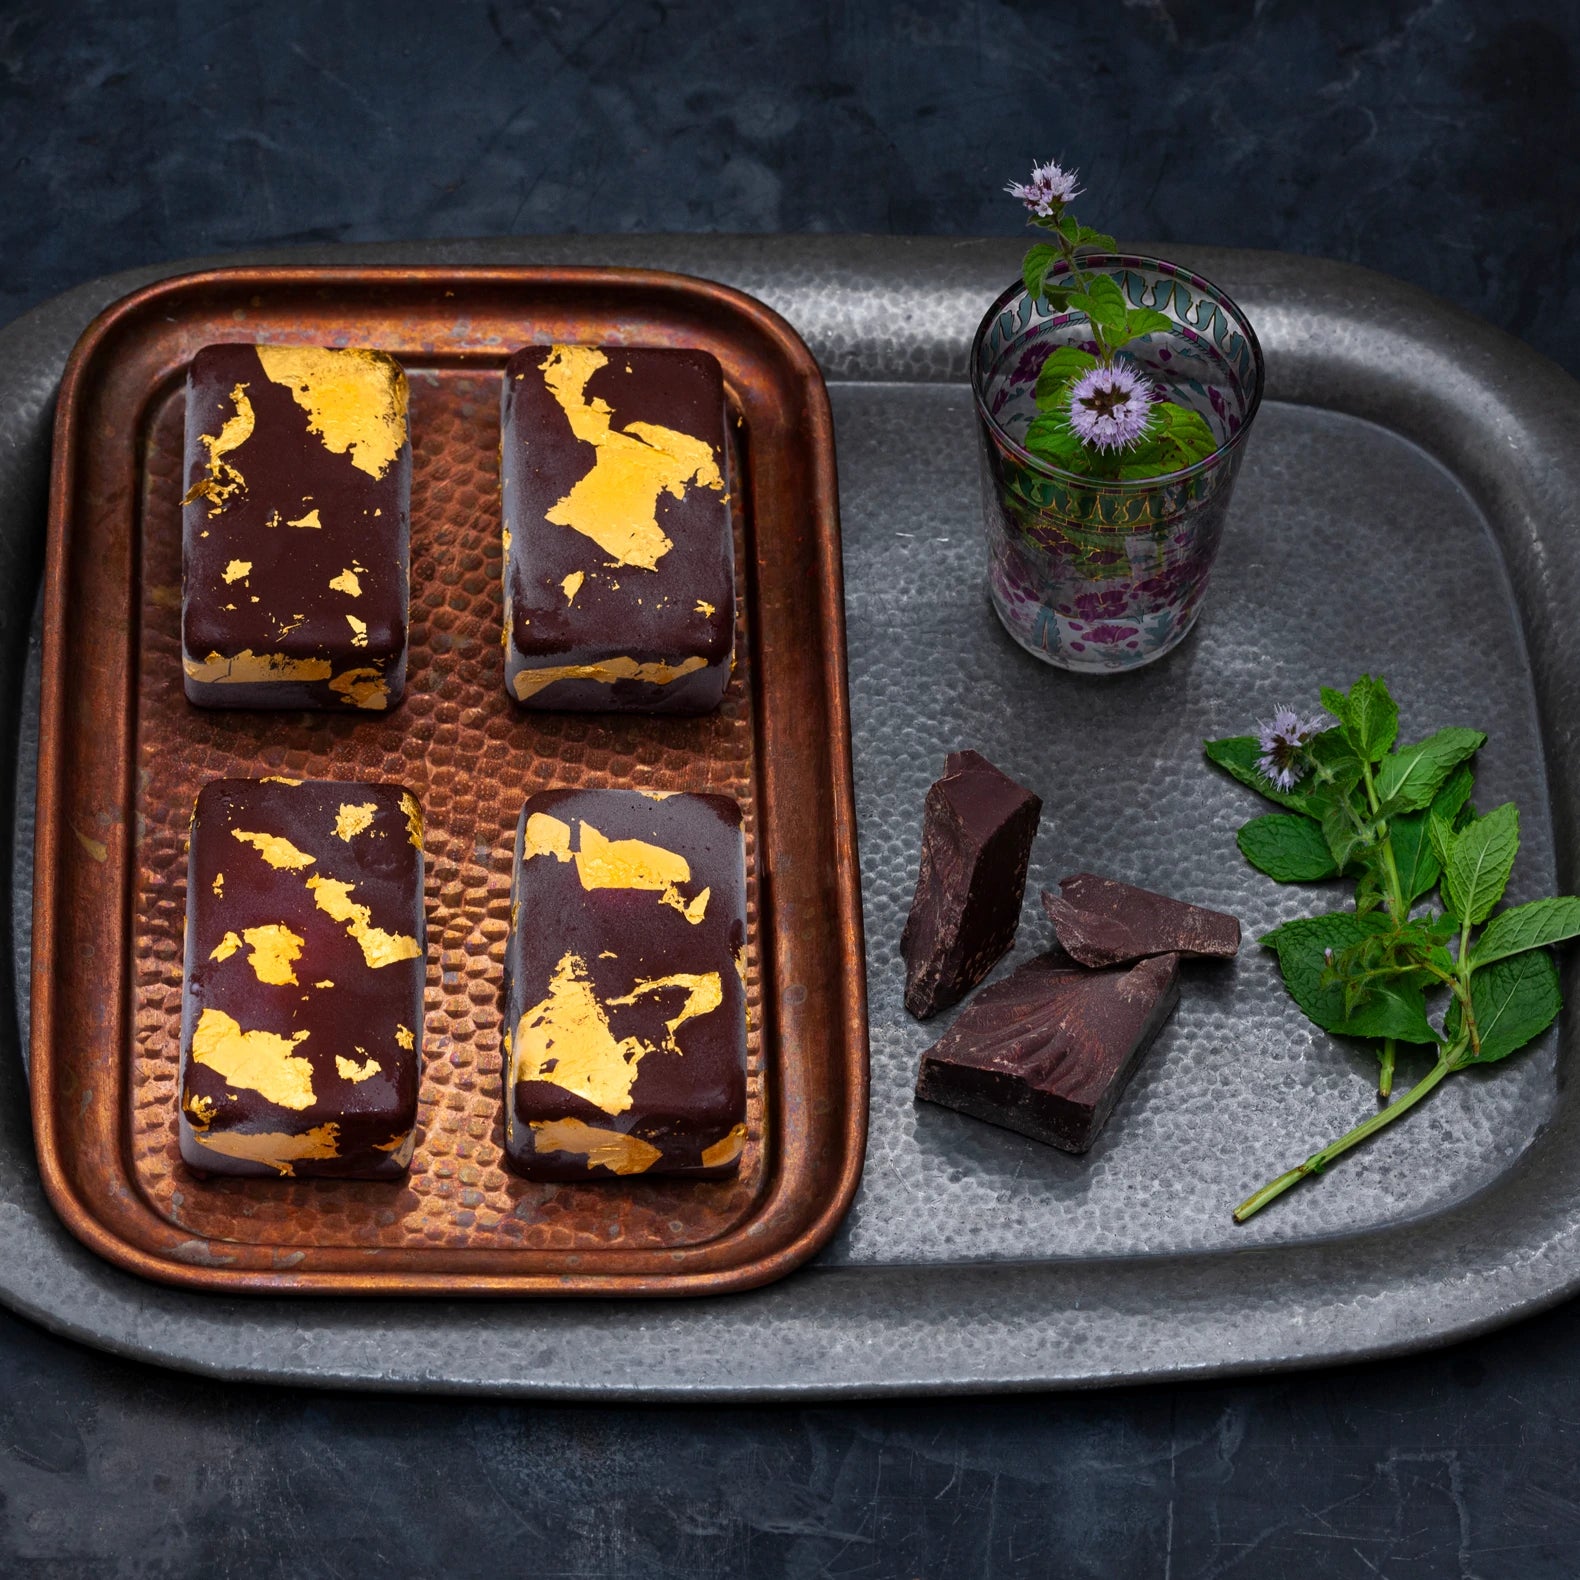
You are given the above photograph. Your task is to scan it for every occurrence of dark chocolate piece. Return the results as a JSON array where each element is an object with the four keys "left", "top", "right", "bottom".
[
  {"left": 900, "top": 750, "right": 1042, "bottom": 1019},
  {"left": 916, "top": 952, "right": 1180, "bottom": 1154},
  {"left": 1040, "top": 873, "right": 1240, "bottom": 968},
  {"left": 181, "top": 343, "right": 411, "bottom": 711},
  {"left": 500, "top": 344, "right": 734, "bottom": 713},
  {"left": 503, "top": 789, "right": 748, "bottom": 1180},
  {"left": 178, "top": 777, "right": 426, "bottom": 1179}
]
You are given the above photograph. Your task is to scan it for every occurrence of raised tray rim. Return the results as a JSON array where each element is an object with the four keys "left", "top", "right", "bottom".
[
  {"left": 28, "top": 260, "right": 869, "bottom": 1297},
  {"left": 2, "top": 235, "right": 1579, "bottom": 1395}
]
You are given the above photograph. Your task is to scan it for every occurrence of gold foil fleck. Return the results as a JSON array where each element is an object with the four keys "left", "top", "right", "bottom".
[
  {"left": 286, "top": 508, "right": 322, "bottom": 529},
  {"left": 210, "top": 931, "right": 242, "bottom": 963},
  {"left": 734, "top": 945, "right": 747, "bottom": 988},
  {"left": 182, "top": 382, "right": 254, "bottom": 515},
  {"left": 537, "top": 345, "right": 723, "bottom": 570},
  {"left": 335, "top": 1054, "right": 381, "bottom": 1083},
  {"left": 522, "top": 812, "right": 573, "bottom": 863},
  {"left": 329, "top": 567, "right": 363, "bottom": 597},
  {"left": 184, "top": 1092, "right": 217, "bottom": 1129},
  {"left": 346, "top": 614, "right": 369, "bottom": 648},
  {"left": 607, "top": 971, "right": 723, "bottom": 1056},
  {"left": 574, "top": 822, "right": 708, "bottom": 923},
  {"left": 399, "top": 792, "right": 424, "bottom": 850},
  {"left": 695, "top": 600, "right": 716, "bottom": 617},
  {"left": 700, "top": 1123, "right": 748, "bottom": 1169},
  {"left": 374, "top": 1130, "right": 412, "bottom": 1154},
  {"left": 241, "top": 923, "right": 305, "bottom": 986},
  {"left": 231, "top": 829, "right": 316, "bottom": 869},
  {"left": 255, "top": 346, "right": 409, "bottom": 479},
  {"left": 190, "top": 1121, "right": 340, "bottom": 1176},
  {"left": 637, "top": 790, "right": 678, "bottom": 800},
  {"left": 511, "top": 653, "right": 707, "bottom": 702},
  {"left": 529, "top": 1117, "right": 661, "bottom": 1176},
  {"left": 502, "top": 525, "right": 512, "bottom": 556},
  {"left": 222, "top": 559, "right": 252, "bottom": 583},
  {"left": 260, "top": 776, "right": 302, "bottom": 785},
  {"left": 395, "top": 1023, "right": 415, "bottom": 1050},
  {"left": 212, "top": 873, "right": 224, "bottom": 897},
  {"left": 190, "top": 1007, "right": 314, "bottom": 1109},
  {"left": 314, "top": 979, "right": 334, "bottom": 989},
  {"left": 333, "top": 801, "right": 378, "bottom": 841},
  {"left": 73, "top": 827, "right": 108, "bottom": 863},
  {"left": 561, "top": 570, "right": 585, "bottom": 604},
  {"left": 511, "top": 952, "right": 648, "bottom": 1115},
  {"left": 184, "top": 649, "right": 334, "bottom": 686},
  {"left": 306, "top": 874, "right": 421, "bottom": 969},
  {"left": 328, "top": 667, "right": 389, "bottom": 710}
]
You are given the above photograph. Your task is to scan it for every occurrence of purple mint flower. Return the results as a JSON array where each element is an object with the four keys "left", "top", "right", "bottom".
[
  {"left": 1067, "top": 363, "right": 1156, "bottom": 452},
  {"left": 1005, "top": 159, "right": 1082, "bottom": 217},
  {"left": 1256, "top": 706, "right": 1330, "bottom": 791}
]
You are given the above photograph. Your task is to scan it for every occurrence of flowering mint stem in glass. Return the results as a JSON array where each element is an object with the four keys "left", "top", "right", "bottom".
[{"left": 1007, "top": 158, "right": 1218, "bottom": 482}]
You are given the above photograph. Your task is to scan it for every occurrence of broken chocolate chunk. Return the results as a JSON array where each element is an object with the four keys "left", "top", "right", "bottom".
[
  {"left": 915, "top": 952, "right": 1180, "bottom": 1153},
  {"left": 1040, "top": 873, "right": 1240, "bottom": 969},
  {"left": 900, "top": 750, "right": 1042, "bottom": 1019}
]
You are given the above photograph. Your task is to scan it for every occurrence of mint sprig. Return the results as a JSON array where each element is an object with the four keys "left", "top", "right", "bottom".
[{"left": 1205, "top": 675, "right": 1580, "bottom": 1223}]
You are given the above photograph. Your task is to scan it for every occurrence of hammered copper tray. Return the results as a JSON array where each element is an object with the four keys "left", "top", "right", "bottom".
[{"left": 31, "top": 265, "right": 867, "bottom": 1296}]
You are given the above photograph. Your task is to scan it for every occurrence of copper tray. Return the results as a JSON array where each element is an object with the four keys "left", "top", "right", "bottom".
[{"left": 31, "top": 265, "right": 867, "bottom": 1296}]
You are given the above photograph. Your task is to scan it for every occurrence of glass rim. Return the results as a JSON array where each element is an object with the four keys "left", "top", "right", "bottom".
[{"left": 969, "top": 253, "right": 1267, "bottom": 493}]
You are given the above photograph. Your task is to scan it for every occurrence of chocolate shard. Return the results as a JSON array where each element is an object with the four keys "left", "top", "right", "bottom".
[
  {"left": 900, "top": 750, "right": 1042, "bottom": 1019},
  {"left": 915, "top": 952, "right": 1180, "bottom": 1154},
  {"left": 1040, "top": 873, "right": 1240, "bottom": 969}
]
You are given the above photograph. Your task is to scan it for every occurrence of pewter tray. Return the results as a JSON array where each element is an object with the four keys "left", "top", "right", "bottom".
[{"left": 3, "top": 236, "right": 1578, "bottom": 1398}]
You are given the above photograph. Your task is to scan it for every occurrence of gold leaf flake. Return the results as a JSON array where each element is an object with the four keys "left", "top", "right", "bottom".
[
  {"left": 182, "top": 383, "right": 254, "bottom": 515},
  {"left": 700, "top": 1124, "right": 747, "bottom": 1169},
  {"left": 190, "top": 1121, "right": 340, "bottom": 1176},
  {"left": 333, "top": 801, "right": 378, "bottom": 841},
  {"left": 346, "top": 614, "right": 368, "bottom": 647},
  {"left": 529, "top": 1117, "right": 661, "bottom": 1176},
  {"left": 256, "top": 346, "right": 409, "bottom": 479},
  {"left": 561, "top": 570, "right": 585, "bottom": 604},
  {"left": 222, "top": 560, "right": 252, "bottom": 583},
  {"left": 210, "top": 931, "right": 242, "bottom": 963},
  {"left": 335, "top": 1054, "right": 381, "bottom": 1083},
  {"left": 231, "top": 829, "right": 316, "bottom": 870},
  {"left": 329, "top": 567, "right": 362, "bottom": 597},
  {"left": 511, "top": 653, "right": 707, "bottom": 702},
  {"left": 190, "top": 1007, "right": 314, "bottom": 1109},
  {"left": 306, "top": 874, "right": 421, "bottom": 969}
]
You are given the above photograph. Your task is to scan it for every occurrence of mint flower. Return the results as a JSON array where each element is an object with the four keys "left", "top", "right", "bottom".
[
  {"left": 1256, "top": 707, "right": 1330, "bottom": 791},
  {"left": 1005, "top": 159, "right": 1082, "bottom": 217},
  {"left": 1067, "top": 363, "right": 1155, "bottom": 452}
]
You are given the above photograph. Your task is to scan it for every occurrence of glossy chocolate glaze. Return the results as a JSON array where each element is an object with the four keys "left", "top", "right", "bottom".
[
  {"left": 916, "top": 952, "right": 1180, "bottom": 1154},
  {"left": 500, "top": 345, "right": 734, "bottom": 713},
  {"left": 900, "top": 750, "right": 1043, "bottom": 1018},
  {"left": 503, "top": 789, "right": 748, "bottom": 1180},
  {"left": 181, "top": 344, "right": 410, "bottom": 710},
  {"left": 178, "top": 778, "right": 425, "bottom": 1179}
]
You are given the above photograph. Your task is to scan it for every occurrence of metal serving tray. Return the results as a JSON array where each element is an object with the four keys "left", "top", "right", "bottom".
[
  {"left": 31, "top": 264, "right": 865, "bottom": 1297},
  {"left": 3, "top": 236, "right": 1579, "bottom": 1394}
]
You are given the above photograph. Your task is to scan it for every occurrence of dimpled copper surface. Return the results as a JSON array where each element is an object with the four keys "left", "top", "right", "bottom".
[
  {"left": 135, "top": 373, "right": 766, "bottom": 1250},
  {"left": 34, "top": 267, "right": 866, "bottom": 1296}
]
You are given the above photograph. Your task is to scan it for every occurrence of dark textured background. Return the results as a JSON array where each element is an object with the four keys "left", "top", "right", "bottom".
[{"left": 3, "top": 1, "right": 1578, "bottom": 1574}]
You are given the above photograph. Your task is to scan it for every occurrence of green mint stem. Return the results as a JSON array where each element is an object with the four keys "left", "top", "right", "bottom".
[
  {"left": 1378, "top": 1039, "right": 1396, "bottom": 1101},
  {"left": 1232, "top": 1054, "right": 1455, "bottom": 1223}
]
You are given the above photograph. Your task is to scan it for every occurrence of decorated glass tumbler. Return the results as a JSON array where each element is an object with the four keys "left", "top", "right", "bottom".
[{"left": 971, "top": 254, "right": 1264, "bottom": 673}]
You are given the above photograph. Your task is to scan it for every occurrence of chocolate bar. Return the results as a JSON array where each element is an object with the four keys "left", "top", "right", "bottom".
[
  {"left": 1041, "top": 873, "right": 1240, "bottom": 968},
  {"left": 179, "top": 777, "right": 426, "bottom": 1178},
  {"left": 915, "top": 952, "right": 1180, "bottom": 1153},
  {"left": 181, "top": 343, "right": 410, "bottom": 711},
  {"left": 500, "top": 344, "right": 734, "bottom": 713},
  {"left": 503, "top": 788, "right": 747, "bottom": 1179},
  {"left": 900, "top": 750, "right": 1043, "bottom": 1018}
]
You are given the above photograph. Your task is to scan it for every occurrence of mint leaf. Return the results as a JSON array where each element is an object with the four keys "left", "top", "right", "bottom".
[
  {"left": 1023, "top": 415, "right": 1086, "bottom": 468},
  {"left": 1070, "top": 276, "right": 1128, "bottom": 336},
  {"left": 1237, "top": 815, "right": 1340, "bottom": 882},
  {"left": 1154, "top": 402, "right": 1217, "bottom": 465},
  {"left": 1071, "top": 225, "right": 1117, "bottom": 253},
  {"left": 1122, "top": 306, "right": 1174, "bottom": 341},
  {"left": 1375, "top": 728, "right": 1485, "bottom": 813},
  {"left": 1033, "top": 346, "right": 1099, "bottom": 404},
  {"left": 1204, "top": 736, "right": 1321, "bottom": 814},
  {"left": 1319, "top": 687, "right": 1351, "bottom": 733},
  {"left": 1390, "top": 766, "right": 1473, "bottom": 905},
  {"left": 1022, "top": 243, "right": 1059, "bottom": 302},
  {"left": 1471, "top": 896, "right": 1580, "bottom": 969},
  {"left": 1447, "top": 948, "right": 1562, "bottom": 1064},
  {"left": 1262, "top": 913, "right": 1438, "bottom": 1044},
  {"left": 1343, "top": 675, "right": 1398, "bottom": 763},
  {"left": 1433, "top": 762, "right": 1475, "bottom": 826},
  {"left": 1443, "top": 803, "right": 1520, "bottom": 926}
]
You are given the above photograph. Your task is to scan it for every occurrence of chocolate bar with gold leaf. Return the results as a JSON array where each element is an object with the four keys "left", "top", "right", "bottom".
[
  {"left": 503, "top": 788, "right": 748, "bottom": 1180},
  {"left": 181, "top": 343, "right": 411, "bottom": 711},
  {"left": 178, "top": 778, "right": 426, "bottom": 1179},
  {"left": 500, "top": 344, "right": 734, "bottom": 713}
]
